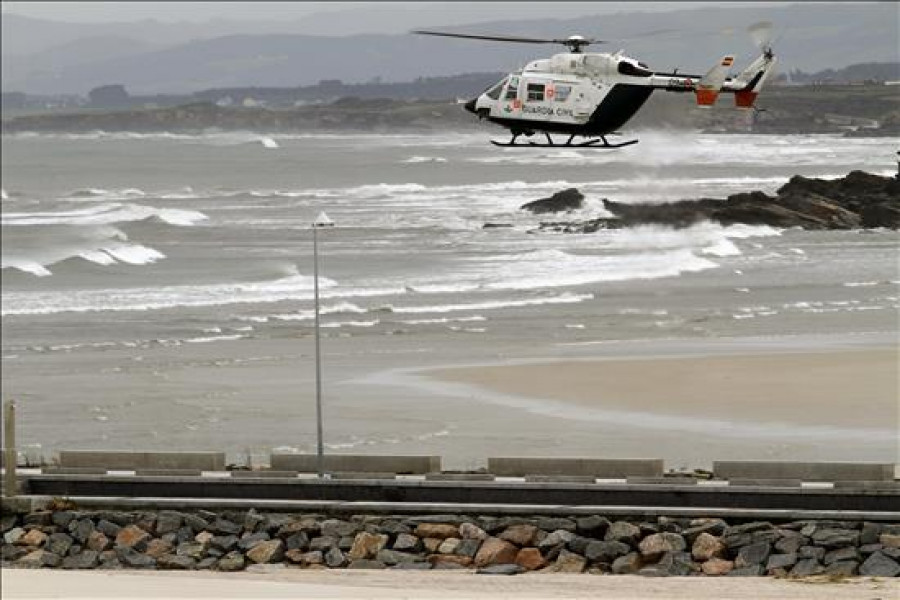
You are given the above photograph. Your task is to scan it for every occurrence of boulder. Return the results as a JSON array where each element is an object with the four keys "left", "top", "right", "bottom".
[
  {"left": 216, "top": 551, "right": 246, "bottom": 571},
  {"left": 309, "top": 535, "right": 339, "bottom": 552},
  {"left": 798, "top": 545, "right": 825, "bottom": 561},
  {"left": 20, "top": 529, "right": 48, "bottom": 548},
  {"left": 576, "top": 515, "right": 611, "bottom": 538},
  {"left": 825, "top": 561, "right": 858, "bottom": 577},
  {"left": 144, "top": 539, "right": 174, "bottom": 559},
  {"left": 95, "top": 520, "right": 121, "bottom": 538},
  {"left": 422, "top": 537, "right": 442, "bottom": 553},
  {"left": 415, "top": 523, "right": 459, "bottom": 539},
  {"left": 61, "top": 550, "right": 100, "bottom": 570},
  {"left": 455, "top": 538, "right": 482, "bottom": 558},
  {"left": 115, "top": 525, "right": 151, "bottom": 551},
  {"left": 790, "top": 558, "right": 825, "bottom": 577},
  {"left": 376, "top": 549, "right": 426, "bottom": 565},
  {"left": 611, "top": 552, "right": 643, "bottom": 574},
  {"left": 605, "top": 521, "right": 641, "bottom": 545},
  {"left": 515, "top": 547, "right": 547, "bottom": 571},
  {"left": 237, "top": 532, "right": 270, "bottom": 551},
  {"left": 285, "top": 532, "right": 310, "bottom": 551},
  {"left": 477, "top": 563, "right": 525, "bottom": 575},
  {"left": 348, "top": 559, "right": 387, "bottom": 569},
  {"left": 536, "top": 517, "right": 576, "bottom": 532},
  {"left": 210, "top": 535, "right": 239, "bottom": 552},
  {"left": 437, "top": 538, "right": 461, "bottom": 554},
  {"left": 157, "top": 554, "right": 196, "bottom": 570},
  {"left": 211, "top": 518, "right": 242, "bottom": 536},
  {"left": 639, "top": 533, "right": 686, "bottom": 559},
  {"left": 348, "top": 532, "right": 389, "bottom": 560},
  {"left": 521, "top": 188, "right": 585, "bottom": 214},
  {"left": 702, "top": 558, "right": 734, "bottom": 576},
  {"left": 428, "top": 554, "right": 472, "bottom": 568},
  {"left": 585, "top": 540, "right": 631, "bottom": 563},
  {"left": 774, "top": 533, "right": 805, "bottom": 554},
  {"left": 498, "top": 524, "right": 539, "bottom": 546},
  {"left": 70, "top": 520, "right": 95, "bottom": 544},
  {"left": 539, "top": 529, "right": 576, "bottom": 549},
  {"left": 473, "top": 537, "right": 519, "bottom": 567},
  {"left": 459, "top": 522, "right": 488, "bottom": 540},
  {"left": 547, "top": 549, "right": 586, "bottom": 573},
  {"left": 46, "top": 533, "right": 74, "bottom": 556},
  {"left": 880, "top": 534, "right": 900, "bottom": 549},
  {"left": 176, "top": 541, "right": 206, "bottom": 560},
  {"left": 824, "top": 546, "right": 860, "bottom": 565},
  {"left": 692, "top": 532, "right": 726, "bottom": 561},
  {"left": 320, "top": 519, "right": 358, "bottom": 538},
  {"left": 285, "top": 550, "right": 324, "bottom": 565},
  {"left": 727, "top": 565, "right": 763, "bottom": 576},
  {"left": 811, "top": 528, "right": 859, "bottom": 548},
  {"left": 116, "top": 548, "right": 156, "bottom": 569},
  {"left": 859, "top": 552, "right": 900, "bottom": 577},
  {"left": 735, "top": 542, "right": 772, "bottom": 568},
  {"left": 155, "top": 511, "right": 183, "bottom": 536},
  {"left": 246, "top": 540, "right": 284, "bottom": 564},
  {"left": 766, "top": 552, "right": 798, "bottom": 572},
  {"left": 392, "top": 532, "right": 422, "bottom": 552},
  {"left": 17, "top": 549, "right": 62, "bottom": 569},
  {"left": 324, "top": 547, "right": 346, "bottom": 568},
  {"left": 4, "top": 527, "right": 25, "bottom": 545}
]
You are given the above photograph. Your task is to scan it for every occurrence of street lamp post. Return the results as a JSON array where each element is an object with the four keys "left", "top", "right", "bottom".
[{"left": 312, "top": 212, "right": 334, "bottom": 479}]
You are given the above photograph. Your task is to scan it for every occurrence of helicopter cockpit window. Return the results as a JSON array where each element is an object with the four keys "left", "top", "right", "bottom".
[
  {"left": 526, "top": 83, "right": 545, "bottom": 102},
  {"left": 554, "top": 85, "right": 572, "bottom": 102},
  {"left": 504, "top": 78, "right": 519, "bottom": 100},
  {"left": 484, "top": 78, "right": 507, "bottom": 100},
  {"left": 617, "top": 61, "right": 652, "bottom": 77}
]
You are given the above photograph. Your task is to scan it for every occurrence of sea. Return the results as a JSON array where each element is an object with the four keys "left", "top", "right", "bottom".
[{"left": 1, "top": 130, "right": 897, "bottom": 468}]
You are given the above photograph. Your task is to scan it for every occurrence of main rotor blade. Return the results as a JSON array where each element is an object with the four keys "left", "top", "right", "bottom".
[{"left": 412, "top": 30, "right": 562, "bottom": 44}]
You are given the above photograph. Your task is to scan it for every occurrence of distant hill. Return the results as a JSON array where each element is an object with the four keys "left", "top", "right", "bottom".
[{"left": 2, "top": 3, "right": 897, "bottom": 94}]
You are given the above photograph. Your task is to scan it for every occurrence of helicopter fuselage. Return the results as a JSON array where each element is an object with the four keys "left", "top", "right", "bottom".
[{"left": 465, "top": 49, "right": 774, "bottom": 142}]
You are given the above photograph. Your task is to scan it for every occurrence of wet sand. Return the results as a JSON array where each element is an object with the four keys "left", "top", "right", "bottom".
[
  {"left": 3, "top": 569, "right": 896, "bottom": 600},
  {"left": 428, "top": 348, "right": 899, "bottom": 433}
]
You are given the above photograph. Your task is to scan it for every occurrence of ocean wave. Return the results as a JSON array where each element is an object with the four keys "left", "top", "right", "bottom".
[
  {"left": 402, "top": 156, "right": 448, "bottom": 164},
  {"left": 378, "top": 292, "right": 594, "bottom": 315},
  {"left": 2, "top": 202, "right": 207, "bottom": 227}
]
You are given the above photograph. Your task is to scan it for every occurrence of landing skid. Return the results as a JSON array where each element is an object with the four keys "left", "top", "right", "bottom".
[{"left": 490, "top": 133, "right": 638, "bottom": 149}]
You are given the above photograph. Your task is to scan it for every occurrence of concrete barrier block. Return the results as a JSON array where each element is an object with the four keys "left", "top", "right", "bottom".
[
  {"left": 627, "top": 477, "right": 698, "bottom": 485},
  {"left": 329, "top": 472, "right": 397, "bottom": 480},
  {"left": 41, "top": 467, "right": 108, "bottom": 475},
  {"left": 524, "top": 475, "right": 596, "bottom": 484},
  {"left": 231, "top": 470, "right": 299, "bottom": 478},
  {"left": 59, "top": 450, "right": 225, "bottom": 471},
  {"left": 729, "top": 479, "right": 802, "bottom": 488},
  {"left": 833, "top": 480, "right": 900, "bottom": 490},
  {"left": 425, "top": 473, "right": 496, "bottom": 481},
  {"left": 488, "top": 457, "right": 664, "bottom": 478},
  {"left": 135, "top": 469, "right": 202, "bottom": 477},
  {"left": 713, "top": 461, "right": 895, "bottom": 482},
  {"left": 270, "top": 454, "right": 440, "bottom": 474}
]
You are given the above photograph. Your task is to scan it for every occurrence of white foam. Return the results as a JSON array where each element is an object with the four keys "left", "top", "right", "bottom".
[
  {"left": 0, "top": 189, "right": 8, "bottom": 200},
  {"left": 101, "top": 244, "right": 165, "bottom": 265},
  {"left": 260, "top": 137, "right": 279, "bottom": 149},
  {"left": 399, "top": 315, "right": 487, "bottom": 325},
  {"left": 383, "top": 292, "right": 593, "bottom": 315},
  {"left": 701, "top": 239, "right": 741, "bottom": 257},
  {"left": 185, "top": 334, "right": 245, "bottom": 344},
  {"left": 3, "top": 260, "right": 52, "bottom": 277},
  {"left": 321, "top": 320, "right": 380, "bottom": 328},
  {"left": 402, "top": 156, "right": 448, "bottom": 164},
  {"left": 2, "top": 203, "right": 207, "bottom": 227}
]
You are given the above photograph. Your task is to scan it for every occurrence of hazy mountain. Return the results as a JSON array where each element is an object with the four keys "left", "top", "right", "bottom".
[{"left": 2, "top": 3, "right": 896, "bottom": 95}]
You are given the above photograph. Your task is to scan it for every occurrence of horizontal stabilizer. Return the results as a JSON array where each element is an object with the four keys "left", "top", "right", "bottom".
[{"left": 695, "top": 55, "right": 734, "bottom": 106}]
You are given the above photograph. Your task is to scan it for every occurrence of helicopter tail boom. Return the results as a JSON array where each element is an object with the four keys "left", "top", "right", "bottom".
[
  {"left": 694, "top": 55, "right": 735, "bottom": 106},
  {"left": 728, "top": 53, "right": 777, "bottom": 108}
]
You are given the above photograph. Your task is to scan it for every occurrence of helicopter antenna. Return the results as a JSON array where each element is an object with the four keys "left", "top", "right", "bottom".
[{"left": 412, "top": 30, "right": 603, "bottom": 53}]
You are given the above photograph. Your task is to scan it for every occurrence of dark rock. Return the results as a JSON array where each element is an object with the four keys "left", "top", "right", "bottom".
[
  {"left": 216, "top": 551, "right": 245, "bottom": 571},
  {"left": 611, "top": 552, "right": 643, "bottom": 574},
  {"left": 750, "top": 530, "right": 778, "bottom": 545},
  {"left": 639, "top": 533, "right": 686, "bottom": 559},
  {"left": 811, "top": 528, "right": 859, "bottom": 548},
  {"left": 521, "top": 188, "right": 584, "bottom": 214},
  {"left": 238, "top": 532, "right": 270, "bottom": 551},
  {"left": 774, "top": 533, "right": 805, "bottom": 554},
  {"left": 321, "top": 519, "right": 358, "bottom": 538},
  {"left": 825, "top": 560, "right": 858, "bottom": 577},
  {"left": 392, "top": 532, "right": 422, "bottom": 552},
  {"left": 476, "top": 564, "right": 525, "bottom": 575},
  {"left": 727, "top": 565, "right": 763, "bottom": 577},
  {"left": 116, "top": 547, "right": 156, "bottom": 569},
  {"left": 824, "top": 546, "right": 860, "bottom": 565},
  {"left": 883, "top": 547, "right": 900, "bottom": 561},
  {"left": 723, "top": 522, "right": 774, "bottom": 536},
  {"left": 735, "top": 542, "right": 771, "bottom": 568},
  {"left": 338, "top": 535, "right": 355, "bottom": 551},
  {"left": 17, "top": 549, "right": 62, "bottom": 568},
  {"left": 176, "top": 541, "right": 206, "bottom": 560},
  {"left": 182, "top": 513, "right": 209, "bottom": 533},
  {"left": 378, "top": 520, "right": 412, "bottom": 537},
  {"left": 536, "top": 517, "right": 576, "bottom": 532},
  {"left": 576, "top": 515, "right": 610, "bottom": 538},
  {"left": 211, "top": 518, "right": 242, "bottom": 536},
  {"left": 682, "top": 520, "right": 726, "bottom": 543},
  {"left": 2, "top": 545, "right": 29, "bottom": 562},
  {"left": 285, "top": 532, "right": 309, "bottom": 551},
  {"left": 324, "top": 546, "right": 346, "bottom": 568},
  {"left": 605, "top": 521, "right": 641, "bottom": 545},
  {"left": 157, "top": 554, "right": 196, "bottom": 570},
  {"left": 47, "top": 532, "right": 74, "bottom": 556},
  {"left": 114, "top": 525, "right": 150, "bottom": 551},
  {"left": 173, "top": 526, "right": 194, "bottom": 545},
  {"left": 210, "top": 535, "right": 239, "bottom": 552},
  {"left": 246, "top": 539, "right": 284, "bottom": 564},
  {"left": 859, "top": 523, "right": 883, "bottom": 546},
  {"left": 790, "top": 558, "right": 825, "bottom": 577},
  {"left": 95, "top": 520, "right": 121, "bottom": 538},
  {"left": 585, "top": 540, "right": 631, "bottom": 562},
  {"left": 721, "top": 533, "right": 752, "bottom": 549},
  {"left": 456, "top": 538, "right": 481, "bottom": 558},
  {"left": 566, "top": 535, "right": 592, "bottom": 555},
  {"left": 1, "top": 514, "right": 17, "bottom": 533},
  {"left": 61, "top": 550, "right": 99, "bottom": 570},
  {"left": 766, "top": 552, "right": 798, "bottom": 572},
  {"left": 197, "top": 556, "right": 218, "bottom": 570},
  {"left": 51, "top": 511, "right": 77, "bottom": 529},
  {"left": 498, "top": 524, "right": 539, "bottom": 546},
  {"left": 70, "top": 519, "right": 95, "bottom": 544},
  {"left": 657, "top": 551, "right": 696, "bottom": 576},
  {"left": 859, "top": 551, "right": 900, "bottom": 577},
  {"left": 348, "top": 559, "right": 387, "bottom": 569},
  {"left": 24, "top": 511, "right": 53, "bottom": 527},
  {"left": 376, "top": 549, "right": 426, "bottom": 565},
  {"left": 243, "top": 510, "right": 266, "bottom": 532},
  {"left": 155, "top": 511, "right": 183, "bottom": 536},
  {"left": 310, "top": 535, "right": 339, "bottom": 552},
  {"left": 798, "top": 546, "right": 825, "bottom": 561},
  {"left": 859, "top": 543, "right": 883, "bottom": 555}
]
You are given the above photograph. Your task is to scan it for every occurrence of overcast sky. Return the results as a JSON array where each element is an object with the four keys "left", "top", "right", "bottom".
[{"left": 3, "top": 1, "right": 781, "bottom": 27}]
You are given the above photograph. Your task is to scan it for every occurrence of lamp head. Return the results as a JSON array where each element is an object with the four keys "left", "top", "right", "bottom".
[{"left": 313, "top": 212, "right": 334, "bottom": 228}]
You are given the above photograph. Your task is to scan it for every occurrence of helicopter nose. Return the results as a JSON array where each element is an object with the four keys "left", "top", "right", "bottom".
[{"left": 464, "top": 98, "right": 477, "bottom": 114}]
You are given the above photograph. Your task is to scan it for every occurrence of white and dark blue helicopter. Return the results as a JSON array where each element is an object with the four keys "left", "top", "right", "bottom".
[{"left": 414, "top": 22, "right": 777, "bottom": 148}]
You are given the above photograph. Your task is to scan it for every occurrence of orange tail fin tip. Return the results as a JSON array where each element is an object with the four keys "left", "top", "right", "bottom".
[
  {"left": 734, "top": 90, "right": 759, "bottom": 108},
  {"left": 695, "top": 88, "right": 719, "bottom": 106}
]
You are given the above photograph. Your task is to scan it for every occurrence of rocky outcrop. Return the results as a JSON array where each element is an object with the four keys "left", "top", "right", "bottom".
[
  {"left": 2, "top": 507, "right": 898, "bottom": 578},
  {"left": 533, "top": 171, "right": 900, "bottom": 233},
  {"left": 520, "top": 188, "right": 585, "bottom": 214}
]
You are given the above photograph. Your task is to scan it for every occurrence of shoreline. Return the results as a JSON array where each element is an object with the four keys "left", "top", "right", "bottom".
[{"left": 420, "top": 346, "right": 899, "bottom": 441}]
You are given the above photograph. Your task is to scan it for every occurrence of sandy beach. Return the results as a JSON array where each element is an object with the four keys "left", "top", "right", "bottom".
[
  {"left": 428, "top": 348, "right": 899, "bottom": 434},
  {"left": 3, "top": 569, "right": 897, "bottom": 600}
]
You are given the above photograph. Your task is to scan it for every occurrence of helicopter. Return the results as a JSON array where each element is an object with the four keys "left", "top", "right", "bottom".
[{"left": 413, "top": 22, "right": 778, "bottom": 148}]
